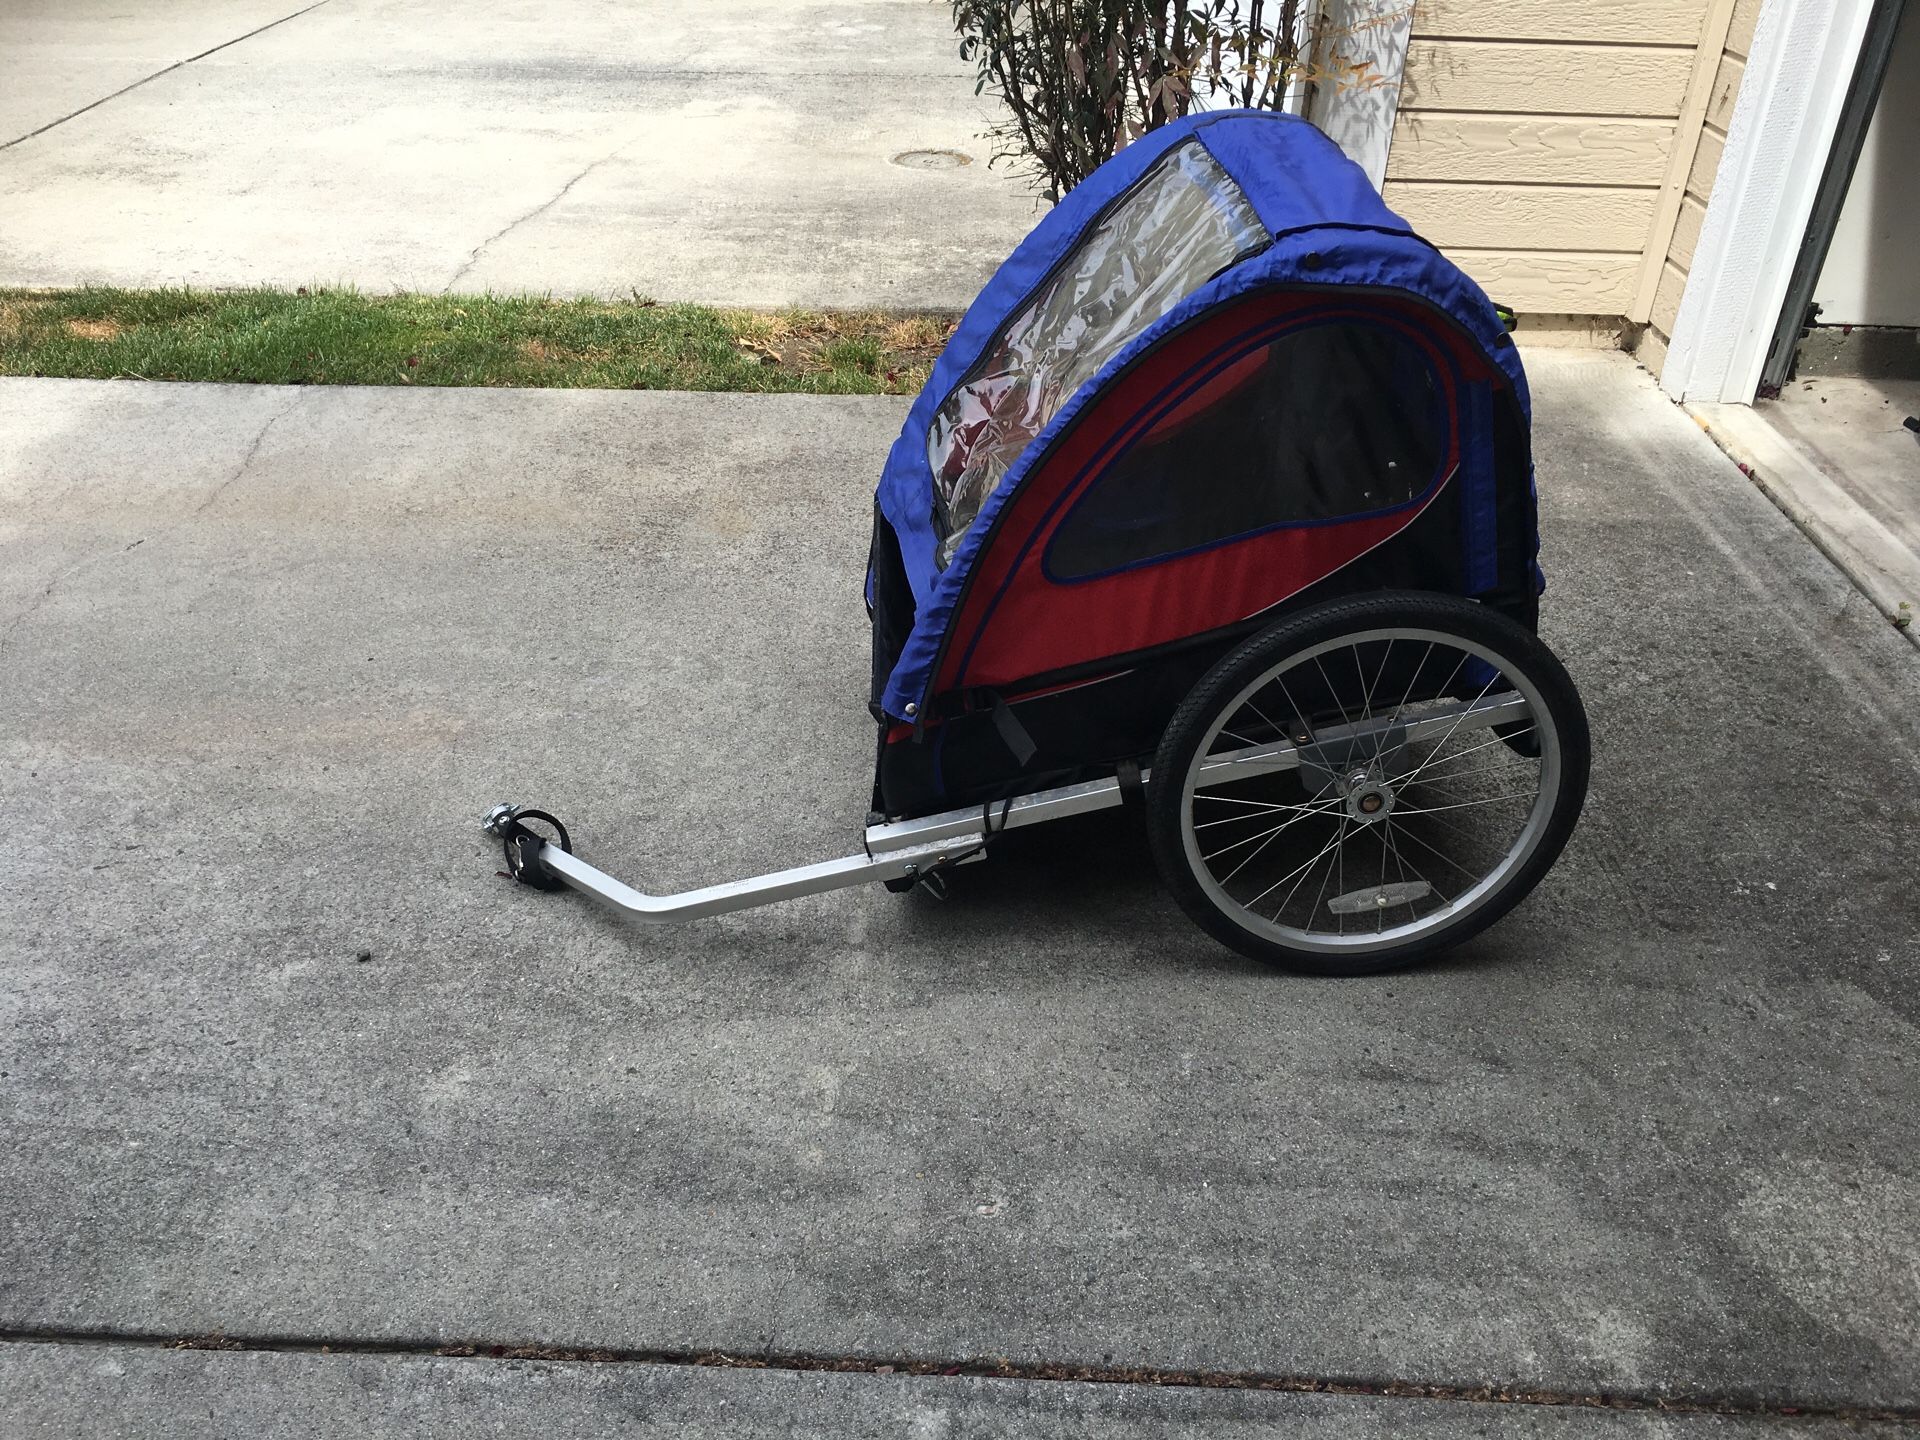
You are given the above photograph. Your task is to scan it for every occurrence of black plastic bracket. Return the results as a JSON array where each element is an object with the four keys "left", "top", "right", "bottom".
[{"left": 486, "top": 804, "right": 572, "bottom": 892}]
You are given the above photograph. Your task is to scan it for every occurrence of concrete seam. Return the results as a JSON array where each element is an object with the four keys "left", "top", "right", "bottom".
[
  {"left": 0, "top": 0, "right": 337, "bottom": 152},
  {"left": 0, "top": 1330, "right": 1913, "bottom": 1424}
]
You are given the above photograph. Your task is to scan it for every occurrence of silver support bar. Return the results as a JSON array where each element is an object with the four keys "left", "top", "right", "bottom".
[
  {"left": 865, "top": 690, "right": 1532, "bottom": 851},
  {"left": 535, "top": 837, "right": 980, "bottom": 923},
  {"left": 862, "top": 772, "right": 1135, "bottom": 854},
  {"left": 500, "top": 688, "right": 1531, "bottom": 923},
  {"left": 1195, "top": 690, "right": 1532, "bottom": 783}
]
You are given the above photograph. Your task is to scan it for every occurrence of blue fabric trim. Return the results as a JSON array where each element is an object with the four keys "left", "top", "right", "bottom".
[
  {"left": 1528, "top": 465, "right": 1547, "bottom": 596},
  {"left": 873, "top": 110, "right": 1533, "bottom": 722},
  {"left": 1460, "top": 380, "right": 1499, "bottom": 594},
  {"left": 1196, "top": 117, "right": 1400, "bottom": 237}
]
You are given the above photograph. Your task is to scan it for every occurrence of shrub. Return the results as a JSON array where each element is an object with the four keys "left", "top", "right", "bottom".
[{"left": 951, "top": 0, "right": 1316, "bottom": 201}]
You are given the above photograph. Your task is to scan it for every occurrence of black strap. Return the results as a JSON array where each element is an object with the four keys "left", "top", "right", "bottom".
[
  {"left": 500, "top": 808, "right": 571, "bottom": 892},
  {"left": 981, "top": 796, "right": 1016, "bottom": 837},
  {"left": 990, "top": 693, "right": 1038, "bottom": 767},
  {"left": 1115, "top": 759, "right": 1146, "bottom": 808}
]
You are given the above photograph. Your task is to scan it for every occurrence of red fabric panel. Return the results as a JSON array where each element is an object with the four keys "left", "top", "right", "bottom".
[
  {"left": 933, "top": 291, "right": 1491, "bottom": 700},
  {"left": 1141, "top": 349, "right": 1267, "bottom": 438},
  {"left": 953, "top": 501, "right": 1434, "bottom": 691}
]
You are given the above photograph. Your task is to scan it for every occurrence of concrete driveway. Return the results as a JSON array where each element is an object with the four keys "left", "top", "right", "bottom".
[
  {"left": 2, "top": 353, "right": 1918, "bottom": 1436},
  {"left": 0, "top": 0, "right": 1041, "bottom": 306}
]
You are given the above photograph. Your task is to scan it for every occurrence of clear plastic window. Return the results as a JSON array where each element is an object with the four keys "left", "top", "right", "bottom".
[
  {"left": 1046, "top": 323, "right": 1448, "bottom": 580},
  {"left": 927, "top": 142, "right": 1267, "bottom": 567}
]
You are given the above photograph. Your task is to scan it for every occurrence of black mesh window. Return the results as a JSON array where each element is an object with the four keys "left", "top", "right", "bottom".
[{"left": 1046, "top": 322, "right": 1448, "bottom": 581}]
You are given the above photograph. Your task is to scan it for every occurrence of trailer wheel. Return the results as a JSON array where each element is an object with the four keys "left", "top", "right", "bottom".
[{"left": 1148, "top": 592, "right": 1589, "bottom": 976}]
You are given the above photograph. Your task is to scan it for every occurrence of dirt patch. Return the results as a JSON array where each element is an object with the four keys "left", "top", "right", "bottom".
[
  {"left": 723, "top": 310, "right": 951, "bottom": 376},
  {"left": 880, "top": 314, "right": 953, "bottom": 355},
  {"left": 64, "top": 317, "right": 122, "bottom": 342},
  {"left": 517, "top": 337, "right": 610, "bottom": 366},
  {"left": 0, "top": 300, "right": 38, "bottom": 343}
]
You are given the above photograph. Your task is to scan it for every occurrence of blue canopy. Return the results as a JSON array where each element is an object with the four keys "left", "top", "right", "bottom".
[{"left": 873, "top": 109, "right": 1529, "bottom": 723}]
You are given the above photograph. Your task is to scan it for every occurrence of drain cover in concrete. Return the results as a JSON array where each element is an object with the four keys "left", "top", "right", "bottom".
[{"left": 892, "top": 149, "right": 973, "bottom": 169}]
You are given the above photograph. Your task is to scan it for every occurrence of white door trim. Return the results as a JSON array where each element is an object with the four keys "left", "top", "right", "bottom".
[{"left": 1663, "top": 0, "right": 1878, "bottom": 403}]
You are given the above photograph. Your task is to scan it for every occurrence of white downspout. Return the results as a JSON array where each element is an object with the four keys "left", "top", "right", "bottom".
[
  {"left": 1184, "top": 2, "right": 1409, "bottom": 190},
  {"left": 1304, "top": 0, "right": 1412, "bottom": 190}
]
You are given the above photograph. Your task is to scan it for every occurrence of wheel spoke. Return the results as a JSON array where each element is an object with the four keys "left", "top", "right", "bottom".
[
  {"left": 1403, "top": 806, "right": 1518, "bottom": 875},
  {"left": 1382, "top": 819, "right": 1446, "bottom": 905},
  {"left": 1172, "top": 613, "right": 1575, "bottom": 960},
  {"left": 1392, "top": 791, "right": 1539, "bottom": 817},
  {"left": 1333, "top": 815, "right": 1347, "bottom": 934},
  {"left": 1312, "top": 655, "right": 1356, "bottom": 732},
  {"left": 1195, "top": 807, "right": 1325, "bottom": 831},
  {"left": 1307, "top": 817, "right": 1346, "bottom": 932},
  {"left": 1272, "top": 675, "right": 1321, "bottom": 748},
  {"left": 1394, "top": 668, "right": 1503, "bottom": 790},
  {"left": 1386, "top": 818, "right": 1480, "bottom": 883},
  {"left": 1361, "top": 636, "right": 1393, "bottom": 721},
  {"left": 1202, "top": 804, "right": 1334, "bottom": 866},
  {"left": 1400, "top": 726, "right": 1537, "bottom": 788},
  {"left": 1215, "top": 818, "right": 1304, "bottom": 885},
  {"left": 1245, "top": 818, "right": 1349, "bottom": 912},
  {"left": 1402, "top": 765, "right": 1528, "bottom": 802},
  {"left": 1242, "top": 695, "right": 1292, "bottom": 746},
  {"left": 1376, "top": 809, "right": 1390, "bottom": 931},
  {"left": 1417, "top": 790, "right": 1532, "bottom": 819},
  {"left": 1193, "top": 792, "right": 1335, "bottom": 814},
  {"left": 1382, "top": 640, "right": 1438, "bottom": 738}
]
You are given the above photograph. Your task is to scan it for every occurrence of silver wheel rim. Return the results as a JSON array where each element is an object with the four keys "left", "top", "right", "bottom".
[{"left": 1177, "top": 625, "right": 1564, "bottom": 957}]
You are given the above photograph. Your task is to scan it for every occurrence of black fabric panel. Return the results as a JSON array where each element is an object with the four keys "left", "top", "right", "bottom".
[
  {"left": 876, "top": 648, "right": 1229, "bottom": 818},
  {"left": 1489, "top": 386, "right": 1542, "bottom": 620},
  {"left": 1047, "top": 323, "right": 1448, "bottom": 581},
  {"left": 1279, "top": 474, "right": 1467, "bottom": 613},
  {"left": 866, "top": 505, "right": 916, "bottom": 718}
]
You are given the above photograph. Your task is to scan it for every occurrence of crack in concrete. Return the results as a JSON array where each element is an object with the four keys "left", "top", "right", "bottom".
[
  {"left": 0, "top": 1329, "right": 1912, "bottom": 1424},
  {"left": 195, "top": 394, "right": 302, "bottom": 517},
  {"left": 0, "top": 545, "right": 127, "bottom": 662},
  {"left": 0, "top": 0, "right": 337, "bottom": 152},
  {"left": 443, "top": 142, "right": 633, "bottom": 292},
  {"left": 0, "top": 394, "right": 300, "bottom": 659}
]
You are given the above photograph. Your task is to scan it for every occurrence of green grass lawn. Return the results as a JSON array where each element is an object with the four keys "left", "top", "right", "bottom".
[{"left": 0, "top": 288, "right": 956, "bottom": 394}]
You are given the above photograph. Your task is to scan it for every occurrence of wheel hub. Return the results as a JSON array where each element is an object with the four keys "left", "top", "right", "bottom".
[{"left": 1344, "top": 771, "right": 1395, "bottom": 825}]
